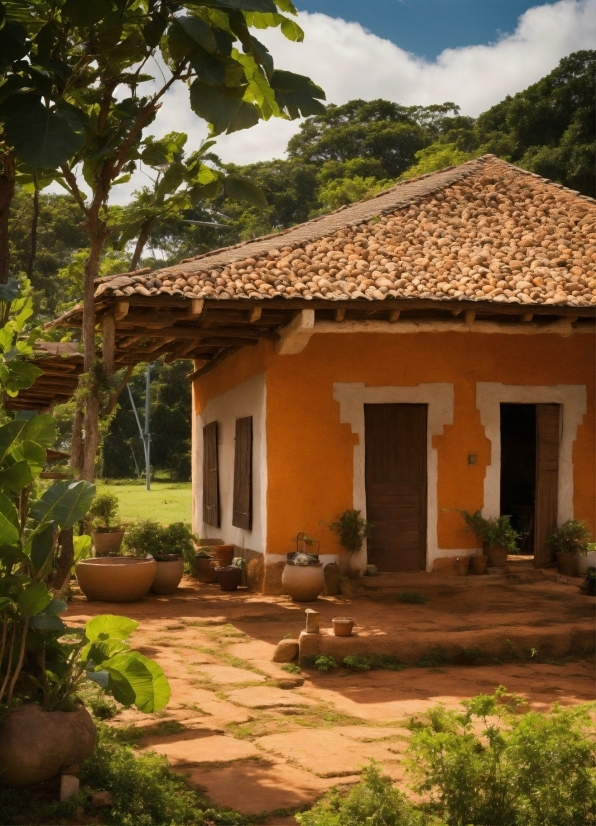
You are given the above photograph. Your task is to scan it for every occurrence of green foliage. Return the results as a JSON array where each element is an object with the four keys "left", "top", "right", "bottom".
[
  {"left": 89, "top": 490, "right": 121, "bottom": 530},
  {"left": 310, "top": 655, "right": 338, "bottom": 672},
  {"left": 397, "top": 592, "right": 428, "bottom": 604},
  {"left": 546, "top": 519, "right": 591, "bottom": 554},
  {"left": 459, "top": 510, "right": 521, "bottom": 552},
  {"left": 316, "top": 175, "right": 394, "bottom": 212},
  {"left": 401, "top": 142, "right": 479, "bottom": 179},
  {"left": 323, "top": 509, "right": 373, "bottom": 555},
  {"left": 296, "top": 761, "right": 434, "bottom": 826},
  {"left": 406, "top": 687, "right": 596, "bottom": 826},
  {"left": 342, "top": 655, "right": 371, "bottom": 672},
  {"left": 123, "top": 519, "right": 197, "bottom": 563},
  {"left": 280, "top": 662, "right": 301, "bottom": 674}
]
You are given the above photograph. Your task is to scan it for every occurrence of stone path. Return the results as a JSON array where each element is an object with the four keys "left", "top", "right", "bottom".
[{"left": 65, "top": 575, "right": 595, "bottom": 824}]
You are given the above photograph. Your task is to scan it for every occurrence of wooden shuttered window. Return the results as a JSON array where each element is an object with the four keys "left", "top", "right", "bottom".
[
  {"left": 232, "top": 416, "right": 253, "bottom": 531},
  {"left": 534, "top": 404, "right": 561, "bottom": 567},
  {"left": 203, "top": 421, "right": 220, "bottom": 527}
]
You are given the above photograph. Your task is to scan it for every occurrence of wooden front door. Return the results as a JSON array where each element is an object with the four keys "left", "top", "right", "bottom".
[
  {"left": 534, "top": 404, "right": 561, "bottom": 567},
  {"left": 364, "top": 404, "right": 427, "bottom": 572}
]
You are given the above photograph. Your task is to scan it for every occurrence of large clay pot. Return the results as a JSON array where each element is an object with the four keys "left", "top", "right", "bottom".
[
  {"left": 194, "top": 555, "right": 217, "bottom": 583},
  {"left": 76, "top": 556, "right": 156, "bottom": 602},
  {"left": 93, "top": 529, "right": 124, "bottom": 556},
  {"left": 152, "top": 558, "right": 184, "bottom": 594},
  {"left": 0, "top": 704, "right": 95, "bottom": 787},
  {"left": 470, "top": 555, "right": 488, "bottom": 575},
  {"left": 486, "top": 545, "right": 508, "bottom": 568},
  {"left": 577, "top": 551, "right": 596, "bottom": 576},
  {"left": 556, "top": 552, "right": 578, "bottom": 577},
  {"left": 213, "top": 544, "right": 235, "bottom": 567},
  {"left": 282, "top": 563, "right": 325, "bottom": 602}
]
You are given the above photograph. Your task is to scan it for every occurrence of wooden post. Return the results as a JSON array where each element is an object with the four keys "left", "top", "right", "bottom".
[
  {"left": 334, "top": 309, "right": 346, "bottom": 322},
  {"left": 102, "top": 314, "right": 116, "bottom": 375},
  {"left": 389, "top": 310, "right": 400, "bottom": 322}
]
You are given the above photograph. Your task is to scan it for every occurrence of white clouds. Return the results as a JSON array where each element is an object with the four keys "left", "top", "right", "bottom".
[{"left": 108, "top": 0, "right": 595, "bottom": 203}]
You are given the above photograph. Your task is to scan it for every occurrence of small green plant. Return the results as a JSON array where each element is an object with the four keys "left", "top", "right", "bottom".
[
  {"left": 546, "top": 519, "right": 591, "bottom": 555},
  {"left": 123, "top": 519, "right": 198, "bottom": 562},
  {"left": 304, "top": 655, "right": 338, "bottom": 673},
  {"left": 89, "top": 490, "right": 121, "bottom": 531},
  {"left": 296, "top": 761, "right": 432, "bottom": 826},
  {"left": 416, "top": 646, "right": 447, "bottom": 668},
  {"left": 397, "top": 591, "right": 428, "bottom": 604},
  {"left": 322, "top": 509, "right": 374, "bottom": 555},
  {"left": 459, "top": 510, "right": 521, "bottom": 552},
  {"left": 406, "top": 687, "right": 596, "bottom": 826},
  {"left": 281, "top": 662, "right": 302, "bottom": 674},
  {"left": 343, "top": 655, "right": 372, "bottom": 671}
]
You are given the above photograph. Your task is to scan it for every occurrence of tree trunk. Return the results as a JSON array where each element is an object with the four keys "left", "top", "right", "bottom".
[
  {"left": 27, "top": 172, "right": 40, "bottom": 281},
  {"left": 70, "top": 400, "right": 85, "bottom": 475},
  {"left": 0, "top": 149, "right": 16, "bottom": 285},
  {"left": 81, "top": 395, "right": 100, "bottom": 482},
  {"left": 129, "top": 217, "right": 155, "bottom": 271}
]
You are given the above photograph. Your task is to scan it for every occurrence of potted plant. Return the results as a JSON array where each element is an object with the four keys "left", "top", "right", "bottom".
[
  {"left": 123, "top": 520, "right": 196, "bottom": 594},
  {"left": 282, "top": 532, "right": 325, "bottom": 602},
  {"left": 546, "top": 520, "right": 590, "bottom": 577},
  {"left": 322, "top": 509, "right": 373, "bottom": 577},
  {"left": 460, "top": 511, "right": 520, "bottom": 569},
  {"left": 89, "top": 491, "right": 124, "bottom": 556},
  {"left": 578, "top": 542, "right": 596, "bottom": 577}
]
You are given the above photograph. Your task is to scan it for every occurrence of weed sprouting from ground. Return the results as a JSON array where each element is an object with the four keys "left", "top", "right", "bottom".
[
  {"left": 281, "top": 662, "right": 302, "bottom": 673},
  {"left": 343, "top": 655, "right": 372, "bottom": 671},
  {"left": 397, "top": 592, "right": 428, "bottom": 604}
]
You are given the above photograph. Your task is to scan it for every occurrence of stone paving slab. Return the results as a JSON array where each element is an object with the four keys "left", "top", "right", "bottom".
[
  {"left": 141, "top": 732, "right": 260, "bottom": 765},
  {"left": 193, "top": 664, "right": 268, "bottom": 684},
  {"left": 226, "top": 686, "right": 316, "bottom": 708},
  {"left": 186, "top": 760, "right": 359, "bottom": 815},
  {"left": 256, "top": 729, "right": 404, "bottom": 777}
]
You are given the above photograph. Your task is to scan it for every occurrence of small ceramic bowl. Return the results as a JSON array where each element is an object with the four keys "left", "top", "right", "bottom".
[{"left": 332, "top": 617, "right": 355, "bottom": 637}]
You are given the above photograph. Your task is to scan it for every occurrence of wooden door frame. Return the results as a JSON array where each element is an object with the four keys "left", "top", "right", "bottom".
[
  {"left": 333, "top": 382, "right": 455, "bottom": 572},
  {"left": 476, "top": 383, "right": 587, "bottom": 525}
]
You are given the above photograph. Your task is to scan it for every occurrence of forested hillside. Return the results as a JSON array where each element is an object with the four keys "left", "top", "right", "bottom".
[{"left": 13, "top": 50, "right": 594, "bottom": 478}]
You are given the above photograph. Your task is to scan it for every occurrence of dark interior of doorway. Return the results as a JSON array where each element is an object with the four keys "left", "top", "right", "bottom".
[{"left": 500, "top": 404, "right": 536, "bottom": 554}]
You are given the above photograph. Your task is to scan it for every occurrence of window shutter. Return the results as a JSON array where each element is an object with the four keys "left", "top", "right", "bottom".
[
  {"left": 534, "top": 404, "right": 560, "bottom": 566},
  {"left": 203, "top": 421, "right": 220, "bottom": 527},
  {"left": 232, "top": 417, "right": 252, "bottom": 531}
]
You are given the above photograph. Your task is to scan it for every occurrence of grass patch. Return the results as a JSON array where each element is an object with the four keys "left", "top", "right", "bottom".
[
  {"left": 96, "top": 479, "right": 191, "bottom": 525},
  {"left": 281, "top": 662, "right": 302, "bottom": 674},
  {"left": 150, "top": 720, "right": 185, "bottom": 737},
  {"left": 415, "top": 646, "right": 448, "bottom": 668},
  {"left": 397, "top": 591, "right": 428, "bottom": 604}
]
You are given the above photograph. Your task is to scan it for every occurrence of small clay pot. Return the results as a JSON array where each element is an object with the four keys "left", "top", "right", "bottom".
[
  {"left": 93, "top": 529, "right": 124, "bottom": 556},
  {"left": 332, "top": 617, "right": 355, "bottom": 637},
  {"left": 0, "top": 704, "right": 96, "bottom": 787},
  {"left": 556, "top": 552, "right": 578, "bottom": 577},
  {"left": 214, "top": 544, "right": 235, "bottom": 567},
  {"left": 194, "top": 554, "right": 217, "bottom": 583},
  {"left": 486, "top": 546, "right": 508, "bottom": 567},
  {"left": 216, "top": 565, "right": 241, "bottom": 591},
  {"left": 469, "top": 555, "right": 488, "bottom": 575},
  {"left": 152, "top": 557, "right": 184, "bottom": 594}
]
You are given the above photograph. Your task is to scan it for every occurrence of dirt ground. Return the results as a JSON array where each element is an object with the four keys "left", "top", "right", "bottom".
[{"left": 66, "top": 572, "right": 595, "bottom": 825}]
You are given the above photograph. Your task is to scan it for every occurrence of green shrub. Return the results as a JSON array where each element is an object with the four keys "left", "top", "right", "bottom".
[
  {"left": 546, "top": 519, "right": 591, "bottom": 554},
  {"left": 343, "top": 655, "right": 372, "bottom": 671},
  {"left": 123, "top": 520, "right": 197, "bottom": 563},
  {"left": 296, "top": 762, "right": 440, "bottom": 826},
  {"left": 89, "top": 491, "right": 121, "bottom": 529},
  {"left": 406, "top": 687, "right": 596, "bottom": 826}
]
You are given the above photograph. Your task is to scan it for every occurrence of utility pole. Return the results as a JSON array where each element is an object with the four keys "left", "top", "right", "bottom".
[{"left": 127, "top": 363, "right": 153, "bottom": 490}]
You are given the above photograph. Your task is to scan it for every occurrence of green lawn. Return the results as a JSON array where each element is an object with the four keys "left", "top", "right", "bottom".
[{"left": 96, "top": 479, "right": 192, "bottom": 525}]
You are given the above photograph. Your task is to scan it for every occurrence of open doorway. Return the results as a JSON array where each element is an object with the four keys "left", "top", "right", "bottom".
[{"left": 500, "top": 404, "right": 536, "bottom": 554}]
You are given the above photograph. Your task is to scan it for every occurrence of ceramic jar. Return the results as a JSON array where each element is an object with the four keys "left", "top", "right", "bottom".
[
  {"left": 282, "top": 563, "right": 325, "bottom": 602},
  {"left": 469, "top": 555, "right": 488, "bottom": 575},
  {"left": 216, "top": 565, "right": 241, "bottom": 591},
  {"left": 332, "top": 617, "right": 354, "bottom": 636},
  {"left": 92, "top": 529, "right": 124, "bottom": 556},
  {"left": 152, "top": 557, "right": 184, "bottom": 594}
]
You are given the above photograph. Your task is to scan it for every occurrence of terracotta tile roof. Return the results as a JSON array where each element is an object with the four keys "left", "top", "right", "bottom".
[{"left": 97, "top": 155, "right": 596, "bottom": 308}]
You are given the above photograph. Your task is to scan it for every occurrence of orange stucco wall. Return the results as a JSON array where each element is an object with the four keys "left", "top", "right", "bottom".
[{"left": 194, "top": 330, "right": 595, "bottom": 561}]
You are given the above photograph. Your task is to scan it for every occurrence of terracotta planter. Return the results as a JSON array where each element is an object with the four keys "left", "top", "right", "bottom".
[
  {"left": 577, "top": 551, "right": 596, "bottom": 576},
  {"left": 214, "top": 544, "right": 235, "bottom": 567},
  {"left": 0, "top": 704, "right": 95, "bottom": 788},
  {"left": 76, "top": 556, "right": 156, "bottom": 602},
  {"left": 486, "top": 545, "right": 508, "bottom": 568},
  {"left": 556, "top": 552, "right": 578, "bottom": 577},
  {"left": 93, "top": 529, "right": 124, "bottom": 556},
  {"left": 282, "top": 563, "right": 325, "bottom": 602},
  {"left": 216, "top": 565, "right": 241, "bottom": 591},
  {"left": 152, "top": 557, "right": 184, "bottom": 594},
  {"left": 332, "top": 617, "right": 354, "bottom": 637},
  {"left": 194, "top": 554, "right": 217, "bottom": 583},
  {"left": 470, "top": 555, "right": 489, "bottom": 575}
]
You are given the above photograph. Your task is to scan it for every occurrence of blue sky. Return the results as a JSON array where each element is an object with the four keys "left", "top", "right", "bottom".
[{"left": 296, "top": 0, "right": 560, "bottom": 59}]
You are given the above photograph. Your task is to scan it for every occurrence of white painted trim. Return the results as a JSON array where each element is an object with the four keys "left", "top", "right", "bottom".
[
  {"left": 476, "top": 383, "right": 587, "bottom": 522},
  {"left": 196, "top": 373, "right": 268, "bottom": 553},
  {"left": 333, "top": 382, "right": 455, "bottom": 572},
  {"left": 275, "top": 309, "right": 315, "bottom": 354}
]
